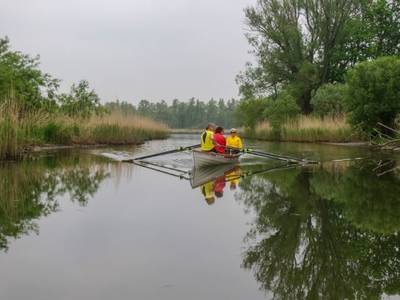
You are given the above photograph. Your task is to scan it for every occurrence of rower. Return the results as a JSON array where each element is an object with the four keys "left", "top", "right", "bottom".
[
  {"left": 226, "top": 128, "right": 243, "bottom": 154},
  {"left": 200, "top": 123, "right": 216, "bottom": 152},
  {"left": 213, "top": 126, "right": 226, "bottom": 154}
]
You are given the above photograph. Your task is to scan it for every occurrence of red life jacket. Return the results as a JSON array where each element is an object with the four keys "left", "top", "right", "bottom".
[{"left": 214, "top": 133, "right": 226, "bottom": 153}]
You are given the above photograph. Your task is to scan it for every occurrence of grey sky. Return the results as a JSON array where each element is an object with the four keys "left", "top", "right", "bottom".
[{"left": 1, "top": 0, "right": 255, "bottom": 104}]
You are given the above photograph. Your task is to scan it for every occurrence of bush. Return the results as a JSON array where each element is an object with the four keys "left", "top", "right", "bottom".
[
  {"left": 264, "top": 91, "right": 300, "bottom": 133},
  {"left": 311, "top": 83, "right": 346, "bottom": 118},
  {"left": 42, "top": 122, "right": 73, "bottom": 144},
  {"left": 345, "top": 56, "right": 400, "bottom": 135},
  {"left": 235, "top": 97, "right": 269, "bottom": 129}
]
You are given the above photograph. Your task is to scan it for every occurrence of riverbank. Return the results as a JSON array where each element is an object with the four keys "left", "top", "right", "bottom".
[
  {"left": 245, "top": 116, "right": 364, "bottom": 143},
  {"left": 0, "top": 110, "right": 168, "bottom": 160}
]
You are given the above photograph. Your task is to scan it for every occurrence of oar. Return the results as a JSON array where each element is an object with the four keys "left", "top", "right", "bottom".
[
  {"left": 243, "top": 149, "right": 301, "bottom": 163},
  {"left": 241, "top": 148, "right": 318, "bottom": 164},
  {"left": 123, "top": 144, "right": 200, "bottom": 162}
]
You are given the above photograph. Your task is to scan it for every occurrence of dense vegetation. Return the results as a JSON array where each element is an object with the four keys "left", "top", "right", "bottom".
[
  {"left": 236, "top": 0, "right": 400, "bottom": 140},
  {"left": 0, "top": 37, "right": 167, "bottom": 160},
  {"left": 106, "top": 98, "right": 238, "bottom": 129}
]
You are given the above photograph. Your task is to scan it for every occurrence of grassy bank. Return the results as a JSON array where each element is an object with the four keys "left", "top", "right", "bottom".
[
  {"left": 245, "top": 116, "right": 364, "bottom": 143},
  {"left": 0, "top": 101, "right": 168, "bottom": 160}
]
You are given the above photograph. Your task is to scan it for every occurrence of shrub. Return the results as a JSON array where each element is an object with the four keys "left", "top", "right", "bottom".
[
  {"left": 235, "top": 97, "right": 269, "bottom": 129},
  {"left": 345, "top": 56, "right": 400, "bottom": 135},
  {"left": 311, "top": 83, "right": 346, "bottom": 118},
  {"left": 264, "top": 91, "right": 300, "bottom": 133}
]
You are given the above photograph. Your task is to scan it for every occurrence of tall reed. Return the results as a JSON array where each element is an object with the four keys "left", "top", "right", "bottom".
[
  {"left": 0, "top": 96, "right": 169, "bottom": 160},
  {"left": 249, "top": 116, "right": 363, "bottom": 143}
]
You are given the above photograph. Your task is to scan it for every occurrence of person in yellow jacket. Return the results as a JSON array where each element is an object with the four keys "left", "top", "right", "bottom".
[
  {"left": 200, "top": 123, "right": 216, "bottom": 152},
  {"left": 226, "top": 128, "right": 243, "bottom": 154}
]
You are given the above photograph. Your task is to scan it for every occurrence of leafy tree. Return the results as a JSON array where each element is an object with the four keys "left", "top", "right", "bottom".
[
  {"left": 311, "top": 83, "right": 346, "bottom": 118},
  {"left": 264, "top": 91, "right": 300, "bottom": 132},
  {"left": 59, "top": 80, "right": 103, "bottom": 119},
  {"left": 0, "top": 37, "right": 59, "bottom": 111},
  {"left": 238, "top": 0, "right": 357, "bottom": 113},
  {"left": 345, "top": 56, "right": 400, "bottom": 135},
  {"left": 235, "top": 97, "right": 269, "bottom": 129},
  {"left": 335, "top": 0, "right": 400, "bottom": 78}
]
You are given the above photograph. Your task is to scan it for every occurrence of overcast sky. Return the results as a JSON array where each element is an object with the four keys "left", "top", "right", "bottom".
[{"left": 1, "top": 0, "right": 255, "bottom": 104}]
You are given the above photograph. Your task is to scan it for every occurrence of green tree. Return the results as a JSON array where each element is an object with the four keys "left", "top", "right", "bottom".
[
  {"left": 0, "top": 37, "right": 59, "bottom": 111},
  {"left": 311, "top": 83, "right": 346, "bottom": 118},
  {"left": 336, "top": 0, "right": 400, "bottom": 76},
  {"left": 235, "top": 97, "right": 269, "bottom": 129},
  {"left": 264, "top": 91, "right": 300, "bottom": 132},
  {"left": 238, "top": 0, "right": 356, "bottom": 113},
  {"left": 345, "top": 56, "right": 400, "bottom": 135}
]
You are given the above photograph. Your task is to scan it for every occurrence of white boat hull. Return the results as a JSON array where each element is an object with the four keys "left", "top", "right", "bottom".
[{"left": 193, "top": 150, "right": 240, "bottom": 168}]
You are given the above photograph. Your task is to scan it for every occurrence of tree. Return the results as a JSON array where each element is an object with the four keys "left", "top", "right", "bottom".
[
  {"left": 238, "top": 0, "right": 357, "bottom": 113},
  {"left": 0, "top": 36, "right": 59, "bottom": 111},
  {"left": 330, "top": 0, "right": 400, "bottom": 83},
  {"left": 264, "top": 91, "right": 300, "bottom": 132},
  {"left": 59, "top": 80, "right": 103, "bottom": 119},
  {"left": 311, "top": 83, "right": 346, "bottom": 118},
  {"left": 344, "top": 56, "right": 400, "bottom": 135},
  {"left": 235, "top": 97, "right": 269, "bottom": 129}
]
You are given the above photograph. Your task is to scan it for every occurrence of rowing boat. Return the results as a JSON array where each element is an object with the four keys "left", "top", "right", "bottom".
[{"left": 192, "top": 149, "right": 240, "bottom": 167}]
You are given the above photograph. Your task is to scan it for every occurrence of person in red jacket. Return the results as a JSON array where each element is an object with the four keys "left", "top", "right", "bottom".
[{"left": 213, "top": 127, "right": 226, "bottom": 154}]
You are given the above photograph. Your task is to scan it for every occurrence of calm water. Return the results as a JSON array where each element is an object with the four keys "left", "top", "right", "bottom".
[{"left": 0, "top": 134, "right": 400, "bottom": 300}]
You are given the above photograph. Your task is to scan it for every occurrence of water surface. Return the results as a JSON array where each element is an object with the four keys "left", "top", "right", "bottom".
[{"left": 0, "top": 134, "right": 399, "bottom": 300}]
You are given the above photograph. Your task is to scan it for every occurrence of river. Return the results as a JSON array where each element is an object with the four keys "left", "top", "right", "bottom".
[{"left": 0, "top": 134, "right": 399, "bottom": 300}]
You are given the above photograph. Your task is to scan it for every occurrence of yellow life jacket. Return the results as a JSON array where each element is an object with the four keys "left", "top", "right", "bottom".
[
  {"left": 226, "top": 135, "right": 243, "bottom": 150},
  {"left": 201, "top": 130, "right": 214, "bottom": 151}
]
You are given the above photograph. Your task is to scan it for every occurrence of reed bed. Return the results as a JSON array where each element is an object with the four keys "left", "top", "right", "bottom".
[
  {"left": 0, "top": 100, "right": 168, "bottom": 160},
  {"left": 249, "top": 116, "right": 363, "bottom": 143},
  {"left": 72, "top": 112, "right": 169, "bottom": 144}
]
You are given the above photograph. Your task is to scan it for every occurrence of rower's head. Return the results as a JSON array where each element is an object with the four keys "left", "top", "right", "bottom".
[
  {"left": 215, "top": 191, "right": 224, "bottom": 198},
  {"left": 206, "top": 123, "right": 216, "bottom": 131},
  {"left": 205, "top": 196, "right": 215, "bottom": 205},
  {"left": 230, "top": 128, "right": 237, "bottom": 136},
  {"left": 215, "top": 126, "right": 224, "bottom": 134}
]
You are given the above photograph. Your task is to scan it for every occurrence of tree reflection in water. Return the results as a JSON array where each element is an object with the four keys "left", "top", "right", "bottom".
[
  {"left": 237, "top": 159, "right": 400, "bottom": 299},
  {"left": 0, "top": 152, "right": 110, "bottom": 251}
]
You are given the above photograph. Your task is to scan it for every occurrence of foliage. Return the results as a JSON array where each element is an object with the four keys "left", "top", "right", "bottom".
[
  {"left": 311, "top": 83, "right": 346, "bottom": 118},
  {"left": 238, "top": 0, "right": 400, "bottom": 119},
  {"left": 238, "top": 0, "right": 356, "bottom": 113},
  {"left": 345, "top": 56, "right": 400, "bottom": 135},
  {"left": 113, "top": 98, "right": 238, "bottom": 129},
  {"left": 0, "top": 37, "right": 59, "bottom": 111},
  {"left": 264, "top": 91, "right": 300, "bottom": 132},
  {"left": 59, "top": 80, "right": 104, "bottom": 119},
  {"left": 335, "top": 0, "right": 400, "bottom": 79},
  {"left": 235, "top": 97, "right": 269, "bottom": 129}
]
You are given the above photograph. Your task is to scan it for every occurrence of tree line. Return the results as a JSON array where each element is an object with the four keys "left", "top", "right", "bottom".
[
  {"left": 105, "top": 98, "right": 238, "bottom": 129},
  {"left": 236, "top": 0, "right": 400, "bottom": 135}
]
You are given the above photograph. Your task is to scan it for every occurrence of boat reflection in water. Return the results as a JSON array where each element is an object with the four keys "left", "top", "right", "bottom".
[{"left": 191, "top": 164, "right": 241, "bottom": 205}]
